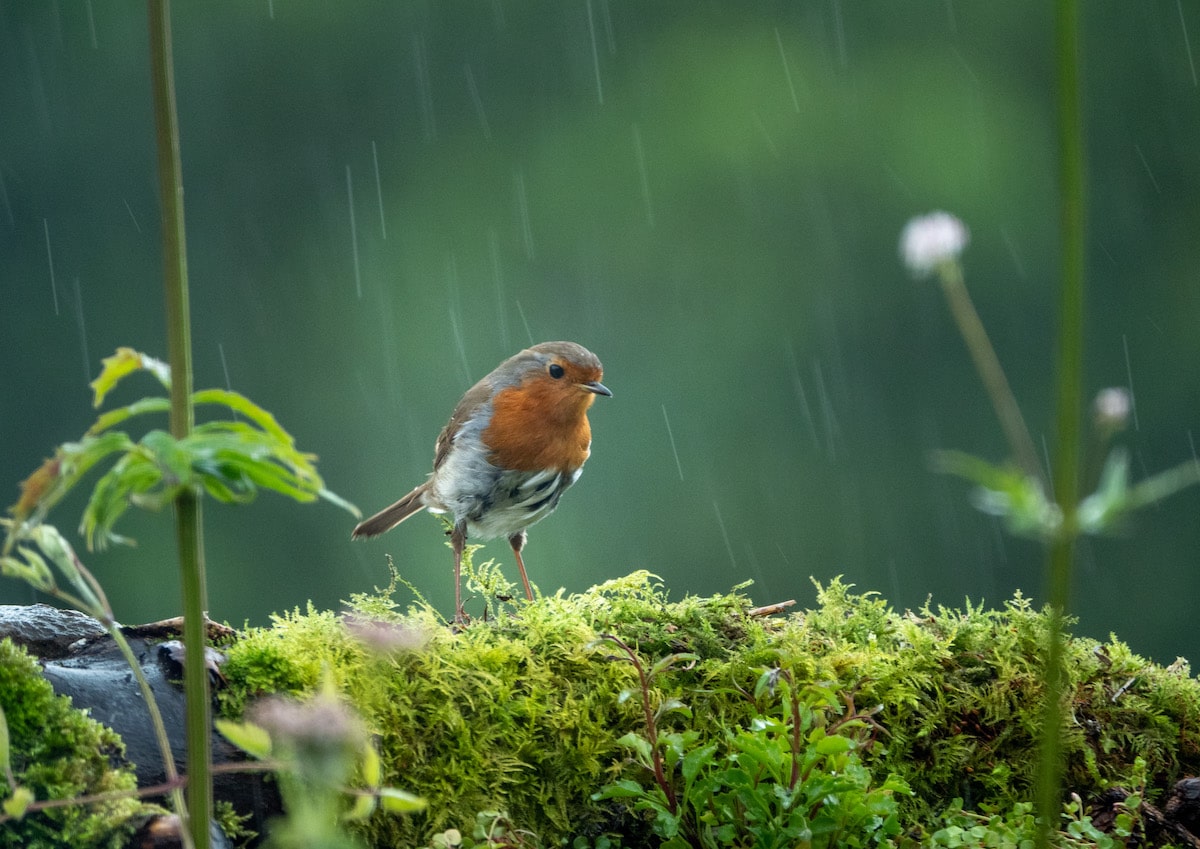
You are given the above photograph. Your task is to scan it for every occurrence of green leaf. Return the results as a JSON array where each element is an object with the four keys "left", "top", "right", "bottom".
[
  {"left": 655, "top": 697, "right": 692, "bottom": 722},
  {"left": 343, "top": 792, "right": 376, "bottom": 822},
  {"left": 682, "top": 743, "right": 718, "bottom": 784},
  {"left": 615, "top": 732, "right": 653, "bottom": 764},
  {"left": 87, "top": 397, "right": 171, "bottom": 437},
  {"left": 377, "top": 787, "right": 428, "bottom": 813},
  {"left": 90, "top": 347, "right": 170, "bottom": 407},
  {"left": 360, "top": 741, "right": 382, "bottom": 787},
  {"left": 0, "top": 703, "right": 10, "bottom": 786},
  {"left": 932, "top": 450, "right": 1061, "bottom": 540},
  {"left": 648, "top": 652, "right": 699, "bottom": 678},
  {"left": 194, "top": 388, "right": 294, "bottom": 445},
  {"left": 814, "top": 734, "right": 855, "bottom": 755},
  {"left": 215, "top": 719, "right": 273, "bottom": 759},
  {"left": 12, "top": 432, "right": 136, "bottom": 524},
  {"left": 2, "top": 785, "right": 33, "bottom": 819},
  {"left": 592, "top": 779, "right": 645, "bottom": 800}
]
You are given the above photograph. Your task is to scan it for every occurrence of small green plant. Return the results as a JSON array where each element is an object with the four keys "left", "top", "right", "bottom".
[
  {"left": 218, "top": 676, "right": 425, "bottom": 849},
  {"left": 1, "top": 348, "right": 357, "bottom": 845},
  {"left": 900, "top": 209, "right": 1200, "bottom": 848},
  {"left": 8, "top": 348, "right": 355, "bottom": 549},
  {"left": 0, "top": 638, "right": 148, "bottom": 848},
  {"left": 595, "top": 637, "right": 909, "bottom": 848},
  {"left": 424, "top": 810, "right": 539, "bottom": 848}
]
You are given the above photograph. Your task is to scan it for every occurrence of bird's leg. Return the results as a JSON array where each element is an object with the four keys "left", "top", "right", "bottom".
[
  {"left": 452, "top": 521, "right": 468, "bottom": 623},
  {"left": 508, "top": 530, "right": 533, "bottom": 601}
]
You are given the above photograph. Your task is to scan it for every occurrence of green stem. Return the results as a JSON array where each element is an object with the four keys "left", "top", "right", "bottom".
[
  {"left": 938, "top": 264, "right": 1043, "bottom": 484},
  {"left": 147, "top": 2, "right": 210, "bottom": 848},
  {"left": 1037, "top": 0, "right": 1085, "bottom": 844},
  {"left": 106, "top": 624, "right": 189, "bottom": 824}
]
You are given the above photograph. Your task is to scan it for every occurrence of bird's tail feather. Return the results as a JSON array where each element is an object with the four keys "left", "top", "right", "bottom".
[{"left": 351, "top": 486, "right": 428, "bottom": 539}]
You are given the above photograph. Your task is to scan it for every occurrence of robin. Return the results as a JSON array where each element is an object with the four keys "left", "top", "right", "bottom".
[{"left": 352, "top": 341, "right": 611, "bottom": 622}]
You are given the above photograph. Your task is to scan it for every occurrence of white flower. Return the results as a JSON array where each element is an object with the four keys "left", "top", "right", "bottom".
[
  {"left": 1093, "top": 387, "right": 1132, "bottom": 430},
  {"left": 899, "top": 211, "right": 969, "bottom": 276}
]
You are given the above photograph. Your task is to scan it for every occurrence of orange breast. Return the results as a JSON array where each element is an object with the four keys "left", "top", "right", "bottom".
[{"left": 483, "top": 379, "right": 594, "bottom": 472}]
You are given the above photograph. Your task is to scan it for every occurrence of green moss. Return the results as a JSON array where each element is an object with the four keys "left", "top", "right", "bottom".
[
  {"left": 0, "top": 638, "right": 145, "bottom": 849},
  {"left": 216, "top": 572, "right": 1200, "bottom": 847}
]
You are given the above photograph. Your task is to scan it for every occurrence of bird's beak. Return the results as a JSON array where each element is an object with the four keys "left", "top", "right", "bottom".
[{"left": 580, "top": 380, "right": 612, "bottom": 397}]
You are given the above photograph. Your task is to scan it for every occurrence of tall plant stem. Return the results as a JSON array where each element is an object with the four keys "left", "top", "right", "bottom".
[
  {"left": 148, "top": 3, "right": 210, "bottom": 848},
  {"left": 1037, "top": 0, "right": 1085, "bottom": 844}
]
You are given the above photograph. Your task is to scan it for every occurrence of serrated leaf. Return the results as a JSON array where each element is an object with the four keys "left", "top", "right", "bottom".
[
  {"left": 194, "top": 389, "right": 293, "bottom": 445},
  {"left": 91, "top": 348, "right": 170, "bottom": 408},
  {"left": 681, "top": 743, "right": 717, "bottom": 784},
  {"left": 377, "top": 787, "right": 427, "bottom": 813},
  {"left": 215, "top": 719, "right": 272, "bottom": 759}
]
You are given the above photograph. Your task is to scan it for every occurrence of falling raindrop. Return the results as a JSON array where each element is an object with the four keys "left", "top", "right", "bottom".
[
  {"left": 831, "top": 0, "right": 848, "bottom": 68},
  {"left": 1041, "top": 434, "right": 1054, "bottom": 493},
  {"left": 514, "top": 299, "right": 535, "bottom": 346},
  {"left": 752, "top": 112, "right": 780, "bottom": 158},
  {"left": 346, "top": 164, "right": 361, "bottom": 298},
  {"left": 513, "top": 168, "right": 535, "bottom": 260},
  {"left": 371, "top": 141, "right": 387, "bottom": 239},
  {"left": 774, "top": 28, "right": 800, "bottom": 112},
  {"left": 787, "top": 342, "right": 821, "bottom": 451},
  {"left": 1178, "top": 0, "right": 1198, "bottom": 87},
  {"left": 413, "top": 33, "right": 437, "bottom": 142},
  {"left": 72, "top": 277, "right": 89, "bottom": 381},
  {"left": 1122, "top": 334, "right": 1140, "bottom": 430},
  {"left": 488, "top": 229, "right": 509, "bottom": 351},
  {"left": 1133, "top": 144, "right": 1162, "bottom": 194},
  {"left": 712, "top": 500, "right": 738, "bottom": 571},
  {"left": 464, "top": 64, "right": 492, "bottom": 140},
  {"left": 599, "top": 0, "right": 615, "bottom": 54},
  {"left": 446, "top": 254, "right": 471, "bottom": 384},
  {"left": 0, "top": 171, "right": 12, "bottom": 226},
  {"left": 631, "top": 123, "right": 654, "bottom": 228},
  {"left": 999, "top": 228, "right": 1026, "bottom": 280},
  {"left": 812, "top": 359, "right": 839, "bottom": 460},
  {"left": 661, "top": 404, "right": 684, "bottom": 481},
  {"left": 123, "top": 199, "right": 142, "bottom": 232},
  {"left": 85, "top": 0, "right": 98, "bottom": 49},
  {"left": 218, "top": 342, "right": 240, "bottom": 420},
  {"left": 43, "top": 218, "right": 60, "bottom": 315},
  {"left": 585, "top": 0, "right": 604, "bottom": 105}
]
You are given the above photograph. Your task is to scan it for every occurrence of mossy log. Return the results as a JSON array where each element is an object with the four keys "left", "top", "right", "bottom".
[{"left": 4, "top": 573, "right": 1200, "bottom": 848}]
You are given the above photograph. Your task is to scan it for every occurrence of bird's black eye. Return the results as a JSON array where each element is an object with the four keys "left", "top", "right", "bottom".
[{"left": 548, "top": 363, "right": 565, "bottom": 379}]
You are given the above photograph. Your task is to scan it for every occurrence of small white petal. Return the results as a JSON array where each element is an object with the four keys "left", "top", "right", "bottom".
[
  {"left": 900, "top": 211, "right": 970, "bottom": 276},
  {"left": 1093, "top": 387, "right": 1132, "bottom": 429}
]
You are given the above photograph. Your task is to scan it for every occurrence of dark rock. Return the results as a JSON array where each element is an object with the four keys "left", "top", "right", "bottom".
[
  {"left": 0, "top": 603, "right": 108, "bottom": 658},
  {"left": 3, "top": 604, "right": 280, "bottom": 846}
]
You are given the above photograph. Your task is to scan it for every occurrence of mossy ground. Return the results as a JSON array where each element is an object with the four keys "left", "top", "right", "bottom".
[
  {"left": 217, "top": 569, "right": 1200, "bottom": 848},
  {"left": 0, "top": 638, "right": 146, "bottom": 849}
]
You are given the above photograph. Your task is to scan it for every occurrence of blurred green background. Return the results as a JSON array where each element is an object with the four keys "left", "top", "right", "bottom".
[{"left": 3, "top": 4, "right": 1198, "bottom": 663}]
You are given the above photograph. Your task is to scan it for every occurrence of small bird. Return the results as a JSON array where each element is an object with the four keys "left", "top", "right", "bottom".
[{"left": 352, "top": 341, "right": 611, "bottom": 622}]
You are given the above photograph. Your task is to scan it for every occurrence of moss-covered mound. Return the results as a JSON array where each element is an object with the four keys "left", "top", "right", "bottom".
[
  {"left": 217, "top": 571, "right": 1200, "bottom": 847},
  {"left": 0, "top": 638, "right": 144, "bottom": 849}
]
